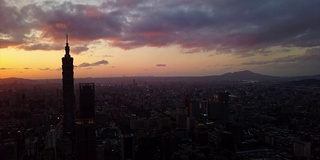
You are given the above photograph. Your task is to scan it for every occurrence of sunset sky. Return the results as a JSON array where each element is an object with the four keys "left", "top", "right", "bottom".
[{"left": 1, "top": 0, "right": 320, "bottom": 79}]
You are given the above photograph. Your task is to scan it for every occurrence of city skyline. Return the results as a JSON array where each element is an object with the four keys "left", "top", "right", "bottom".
[{"left": 1, "top": 0, "right": 320, "bottom": 79}]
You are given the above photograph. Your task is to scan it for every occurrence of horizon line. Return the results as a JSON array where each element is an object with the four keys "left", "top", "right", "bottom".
[{"left": 1, "top": 70, "right": 320, "bottom": 80}]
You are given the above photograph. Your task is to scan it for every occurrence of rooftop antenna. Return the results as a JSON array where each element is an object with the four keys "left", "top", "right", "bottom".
[
  {"left": 66, "top": 34, "right": 68, "bottom": 44},
  {"left": 65, "top": 34, "right": 70, "bottom": 57}
]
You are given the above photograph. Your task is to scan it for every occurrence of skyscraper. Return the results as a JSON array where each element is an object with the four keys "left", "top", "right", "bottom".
[
  {"left": 208, "top": 92, "right": 229, "bottom": 125},
  {"left": 76, "top": 83, "right": 96, "bottom": 160},
  {"left": 62, "top": 35, "right": 75, "bottom": 136},
  {"left": 79, "top": 83, "right": 95, "bottom": 119}
]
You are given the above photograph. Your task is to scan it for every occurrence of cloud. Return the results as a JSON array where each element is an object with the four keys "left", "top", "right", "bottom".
[
  {"left": 0, "top": 39, "right": 22, "bottom": 48},
  {"left": 1, "top": 0, "right": 320, "bottom": 56},
  {"left": 91, "top": 60, "right": 109, "bottom": 66},
  {"left": 72, "top": 45, "right": 89, "bottom": 54},
  {"left": 24, "top": 67, "right": 32, "bottom": 70},
  {"left": 242, "top": 60, "right": 272, "bottom": 65},
  {"left": 242, "top": 47, "right": 320, "bottom": 65},
  {"left": 77, "top": 62, "right": 91, "bottom": 67},
  {"left": 0, "top": 0, "right": 31, "bottom": 48},
  {"left": 18, "top": 43, "right": 88, "bottom": 54},
  {"left": 103, "top": 55, "right": 113, "bottom": 57},
  {"left": 77, "top": 60, "right": 108, "bottom": 68},
  {"left": 0, "top": 68, "right": 14, "bottom": 70},
  {"left": 156, "top": 64, "right": 166, "bottom": 67},
  {"left": 39, "top": 67, "right": 61, "bottom": 71},
  {"left": 55, "top": 67, "right": 62, "bottom": 71},
  {"left": 21, "top": 43, "right": 61, "bottom": 51},
  {"left": 302, "top": 48, "right": 320, "bottom": 61},
  {"left": 39, "top": 67, "right": 51, "bottom": 71}
]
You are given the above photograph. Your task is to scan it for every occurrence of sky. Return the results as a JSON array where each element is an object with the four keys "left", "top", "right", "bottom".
[{"left": 1, "top": 0, "right": 320, "bottom": 79}]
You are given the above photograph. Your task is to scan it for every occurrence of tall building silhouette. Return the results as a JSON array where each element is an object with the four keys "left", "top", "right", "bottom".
[
  {"left": 208, "top": 92, "right": 229, "bottom": 125},
  {"left": 76, "top": 83, "right": 96, "bottom": 160},
  {"left": 62, "top": 35, "right": 75, "bottom": 136},
  {"left": 79, "top": 83, "right": 95, "bottom": 118}
]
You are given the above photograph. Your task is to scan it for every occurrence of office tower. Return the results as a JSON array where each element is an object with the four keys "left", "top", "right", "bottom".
[
  {"left": 79, "top": 83, "right": 95, "bottom": 118},
  {"left": 76, "top": 120, "right": 96, "bottom": 160},
  {"left": 176, "top": 94, "right": 189, "bottom": 129},
  {"left": 293, "top": 141, "right": 311, "bottom": 160},
  {"left": 76, "top": 83, "right": 96, "bottom": 160},
  {"left": 194, "top": 123, "right": 208, "bottom": 146},
  {"left": 189, "top": 99, "right": 201, "bottom": 120},
  {"left": 208, "top": 92, "right": 229, "bottom": 125},
  {"left": 220, "top": 131, "right": 235, "bottom": 152},
  {"left": 176, "top": 106, "right": 188, "bottom": 129},
  {"left": 121, "top": 134, "right": 135, "bottom": 160},
  {"left": 225, "top": 122, "right": 242, "bottom": 146},
  {"left": 0, "top": 140, "right": 18, "bottom": 160},
  {"left": 62, "top": 34, "right": 75, "bottom": 136}
]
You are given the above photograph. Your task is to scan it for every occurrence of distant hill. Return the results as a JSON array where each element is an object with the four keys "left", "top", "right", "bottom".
[
  {"left": 0, "top": 77, "right": 35, "bottom": 84},
  {"left": 214, "top": 70, "right": 280, "bottom": 81}
]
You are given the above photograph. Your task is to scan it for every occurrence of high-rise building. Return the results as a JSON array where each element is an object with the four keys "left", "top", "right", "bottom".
[
  {"left": 293, "top": 141, "right": 311, "bottom": 160},
  {"left": 121, "top": 134, "right": 135, "bottom": 160},
  {"left": 79, "top": 83, "right": 95, "bottom": 119},
  {"left": 208, "top": 92, "right": 229, "bottom": 125},
  {"left": 76, "top": 83, "right": 96, "bottom": 160},
  {"left": 62, "top": 34, "right": 75, "bottom": 137},
  {"left": 176, "top": 106, "right": 188, "bottom": 129},
  {"left": 194, "top": 123, "right": 208, "bottom": 146},
  {"left": 189, "top": 100, "right": 201, "bottom": 120},
  {"left": 0, "top": 140, "right": 18, "bottom": 160},
  {"left": 76, "top": 119, "right": 96, "bottom": 160}
]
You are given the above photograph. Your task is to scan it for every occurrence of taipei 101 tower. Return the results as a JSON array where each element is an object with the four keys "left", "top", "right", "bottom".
[{"left": 62, "top": 35, "right": 75, "bottom": 136}]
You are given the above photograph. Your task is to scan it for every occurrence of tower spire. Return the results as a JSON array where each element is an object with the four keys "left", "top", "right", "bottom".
[{"left": 65, "top": 34, "right": 70, "bottom": 57}]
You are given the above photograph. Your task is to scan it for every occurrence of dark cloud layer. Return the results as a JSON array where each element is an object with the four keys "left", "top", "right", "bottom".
[{"left": 1, "top": 0, "right": 320, "bottom": 55}]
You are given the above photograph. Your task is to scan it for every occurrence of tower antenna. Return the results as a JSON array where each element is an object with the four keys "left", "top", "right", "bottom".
[{"left": 66, "top": 34, "right": 68, "bottom": 44}]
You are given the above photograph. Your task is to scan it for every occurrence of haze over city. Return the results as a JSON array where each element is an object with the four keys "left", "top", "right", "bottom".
[{"left": 1, "top": 0, "right": 320, "bottom": 79}]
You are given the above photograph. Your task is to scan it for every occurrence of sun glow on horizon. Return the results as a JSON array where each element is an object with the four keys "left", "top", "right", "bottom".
[{"left": 1, "top": 44, "right": 241, "bottom": 79}]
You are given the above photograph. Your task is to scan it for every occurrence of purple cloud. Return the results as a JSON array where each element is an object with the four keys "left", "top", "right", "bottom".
[
  {"left": 21, "top": 44, "right": 62, "bottom": 51},
  {"left": 18, "top": 43, "right": 88, "bottom": 54},
  {"left": 1, "top": 0, "right": 320, "bottom": 56},
  {"left": 77, "top": 62, "right": 91, "bottom": 68},
  {"left": 77, "top": 60, "right": 108, "bottom": 68}
]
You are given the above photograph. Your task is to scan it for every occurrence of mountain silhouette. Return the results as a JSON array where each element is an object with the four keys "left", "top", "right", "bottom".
[
  {"left": 215, "top": 70, "right": 280, "bottom": 81},
  {"left": 0, "top": 77, "right": 35, "bottom": 84}
]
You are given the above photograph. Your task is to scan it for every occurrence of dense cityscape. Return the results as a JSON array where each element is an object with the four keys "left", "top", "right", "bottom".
[{"left": 0, "top": 38, "right": 320, "bottom": 160}]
